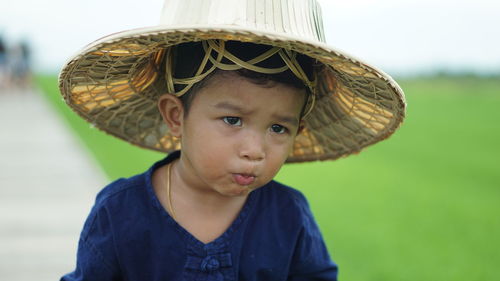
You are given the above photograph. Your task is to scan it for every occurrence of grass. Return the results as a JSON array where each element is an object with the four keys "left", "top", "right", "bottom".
[{"left": 37, "top": 75, "right": 500, "bottom": 281}]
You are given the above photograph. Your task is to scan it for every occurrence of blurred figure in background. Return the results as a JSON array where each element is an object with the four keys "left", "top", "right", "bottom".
[
  {"left": 0, "top": 33, "right": 7, "bottom": 89},
  {"left": 8, "top": 40, "right": 32, "bottom": 89},
  {"left": 0, "top": 34, "right": 33, "bottom": 90}
]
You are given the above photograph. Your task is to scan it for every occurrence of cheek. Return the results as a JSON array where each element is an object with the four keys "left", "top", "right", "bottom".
[
  {"left": 271, "top": 135, "right": 296, "bottom": 157},
  {"left": 263, "top": 144, "right": 291, "bottom": 176},
  {"left": 183, "top": 119, "right": 219, "bottom": 150},
  {"left": 185, "top": 131, "right": 232, "bottom": 170},
  {"left": 194, "top": 130, "right": 233, "bottom": 160}
]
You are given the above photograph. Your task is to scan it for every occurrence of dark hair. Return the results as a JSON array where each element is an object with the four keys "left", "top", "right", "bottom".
[{"left": 170, "top": 41, "right": 314, "bottom": 115}]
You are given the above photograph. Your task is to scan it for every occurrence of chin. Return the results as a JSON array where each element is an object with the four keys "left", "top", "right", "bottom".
[{"left": 219, "top": 185, "right": 251, "bottom": 197}]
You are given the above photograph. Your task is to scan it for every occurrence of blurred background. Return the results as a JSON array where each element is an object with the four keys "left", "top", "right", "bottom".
[{"left": 0, "top": 0, "right": 498, "bottom": 280}]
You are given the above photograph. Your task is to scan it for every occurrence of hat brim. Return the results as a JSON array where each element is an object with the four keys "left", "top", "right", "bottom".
[{"left": 59, "top": 24, "right": 406, "bottom": 163}]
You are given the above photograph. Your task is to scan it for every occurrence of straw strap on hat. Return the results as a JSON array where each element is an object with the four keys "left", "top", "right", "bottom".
[{"left": 59, "top": 0, "right": 406, "bottom": 163}]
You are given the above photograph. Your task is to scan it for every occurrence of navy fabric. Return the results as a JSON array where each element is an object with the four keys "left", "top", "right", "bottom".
[{"left": 61, "top": 151, "right": 338, "bottom": 281}]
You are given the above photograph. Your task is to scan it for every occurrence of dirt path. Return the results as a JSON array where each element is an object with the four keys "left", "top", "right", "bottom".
[{"left": 0, "top": 88, "right": 107, "bottom": 281}]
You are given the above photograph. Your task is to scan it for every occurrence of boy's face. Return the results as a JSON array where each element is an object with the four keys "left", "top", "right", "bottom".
[{"left": 172, "top": 72, "right": 305, "bottom": 197}]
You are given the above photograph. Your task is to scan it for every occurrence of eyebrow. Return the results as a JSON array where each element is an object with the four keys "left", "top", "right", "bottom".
[
  {"left": 213, "top": 102, "right": 252, "bottom": 115},
  {"left": 273, "top": 114, "right": 300, "bottom": 127}
]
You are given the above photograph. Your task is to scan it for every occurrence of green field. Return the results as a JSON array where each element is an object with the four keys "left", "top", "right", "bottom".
[{"left": 38, "top": 75, "right": 500, "bottom": 281}]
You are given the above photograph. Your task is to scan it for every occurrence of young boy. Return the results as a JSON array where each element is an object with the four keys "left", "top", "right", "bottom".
[{"left": 59, "top": 1, "right": 405, "bottom": 280}]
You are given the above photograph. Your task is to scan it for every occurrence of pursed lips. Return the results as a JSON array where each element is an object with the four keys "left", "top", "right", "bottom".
[{"left": 232, "top": 172, "right": 257, "bottom": 186}]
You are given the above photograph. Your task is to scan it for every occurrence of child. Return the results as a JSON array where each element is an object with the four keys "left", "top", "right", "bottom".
[{"left": 59, "top": 0, "right": 405, "bottom": 280}]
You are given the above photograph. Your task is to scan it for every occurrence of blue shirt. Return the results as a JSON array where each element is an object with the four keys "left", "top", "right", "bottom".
[{"left": 62, "top": 152, "right": 338, "bottom": 281}]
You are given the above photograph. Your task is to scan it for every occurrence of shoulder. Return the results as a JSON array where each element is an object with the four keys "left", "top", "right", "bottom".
[
  {"left": 94, "top": 172, "right": 147, "bottom": 207},
  {"left": 263, "top": 181, "right": 321, "bottom": 229},
  {"left": 93, "top": 152, "right": 178, "bottom": 208},
  {"left": 253, "top": 180, "right": 313, "bottom": 225},
  {"left": 260, "top": 180, "right": 310, "bottom": 210},
  {"left": 81, "top": 172, "right": 150, "bottom": 234}
]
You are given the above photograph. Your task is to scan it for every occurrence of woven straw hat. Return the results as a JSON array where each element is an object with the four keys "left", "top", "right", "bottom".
[{"left": 59, "top": 0, "right": 406, "bottom": 163}]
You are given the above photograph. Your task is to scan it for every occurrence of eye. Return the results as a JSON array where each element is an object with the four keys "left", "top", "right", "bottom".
[
  {"left": 270, "top": 124, "right": 287, "bottom": 134},
  {"left": 222, "top": 117, "right": 242, "bottom": 126}
]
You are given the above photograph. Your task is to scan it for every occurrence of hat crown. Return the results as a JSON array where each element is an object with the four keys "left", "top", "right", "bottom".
[{"left": 160, "top": 0, "right": 325, "bottom": 42}]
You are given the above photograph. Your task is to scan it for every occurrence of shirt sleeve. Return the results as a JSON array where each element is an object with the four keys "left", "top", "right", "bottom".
[
  {"left": 288, "top": 192, "right": 338, "bottom": 281},
  {"left": 61, "top": 203, "right": 121, "bottom": 281}
]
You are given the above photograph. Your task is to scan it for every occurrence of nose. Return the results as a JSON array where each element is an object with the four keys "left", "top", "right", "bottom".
[{"left": 239, "top": 132, "right": 265, "bottom": 161}]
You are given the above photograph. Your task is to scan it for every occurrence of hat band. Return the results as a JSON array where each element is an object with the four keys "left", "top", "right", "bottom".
[{"left": 165, "top": 39, "right": 316, "bottom": 117}]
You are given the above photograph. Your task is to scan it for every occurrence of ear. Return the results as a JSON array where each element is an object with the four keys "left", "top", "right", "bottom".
[{"left": 157, "top": 94, "right": 184, "bottom": 137}]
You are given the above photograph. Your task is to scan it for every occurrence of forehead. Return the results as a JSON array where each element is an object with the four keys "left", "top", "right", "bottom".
[{"left": 193, "top": 72, "right": 306, "bottom": 110}]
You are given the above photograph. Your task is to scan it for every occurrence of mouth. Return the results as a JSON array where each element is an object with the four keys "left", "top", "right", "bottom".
[{"left": 233, "top": 173, "right": 256, "bottom": 186}]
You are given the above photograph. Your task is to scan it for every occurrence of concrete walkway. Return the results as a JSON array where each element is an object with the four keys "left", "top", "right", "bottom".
[{"left": 0, "top": 88, "right": 107, "bottom": 281}]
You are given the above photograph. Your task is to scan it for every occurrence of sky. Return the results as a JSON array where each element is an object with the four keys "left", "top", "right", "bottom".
[{"left": 1, "top": 0, "right": 499, "bottom": 76}]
